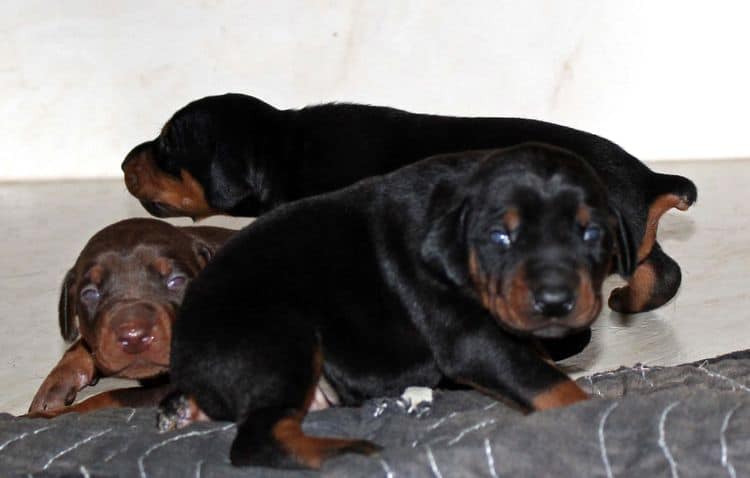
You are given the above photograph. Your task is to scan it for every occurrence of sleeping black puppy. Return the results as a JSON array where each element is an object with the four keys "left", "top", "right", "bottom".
[
  {"left": 163, "top": 144, "right": 638, "bottom": 469},
  {"left": 121, "top": 93, "right": 696, "bottom": 315}
]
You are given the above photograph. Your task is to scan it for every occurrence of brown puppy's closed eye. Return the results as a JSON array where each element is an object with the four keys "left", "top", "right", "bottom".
[{"left": 27, "top": 218, "right": 234, "bottom": 417}]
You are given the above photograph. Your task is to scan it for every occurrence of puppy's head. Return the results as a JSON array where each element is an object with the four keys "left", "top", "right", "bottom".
[
  {"left": 121, "top": 93, "right": 281, "bottom": 219},
  {"left": 58, "top": 219, "right": 227, "bottom": 379},
  {"left": 422, "top": 144, "right": 636, "bottom": 339}
]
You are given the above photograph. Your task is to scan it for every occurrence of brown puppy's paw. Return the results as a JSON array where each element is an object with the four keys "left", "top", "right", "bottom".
[
  {"left": 23, "top": 408, "right": 65, "bottom": 419},
  {"left": 28, "top": 377, "right": 80, "bottom": 416}
]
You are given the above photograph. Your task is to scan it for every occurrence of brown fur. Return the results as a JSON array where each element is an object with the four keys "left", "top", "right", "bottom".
[
  {"left": 468, "top": 250, "right": 601, "bottom": 333},
  {"left": 28, "top": 219, "right": 235, "bottom": 417},
  {"left": 122, "top": 152, "right": 217, "bottom": 219},
  {"left": 531, "top": 380, "right": 589, "bottom": 410},
  {"left": 610, "top": 261, "right": 657, "bottom": 313},
  {"left": 503, "top": 208, "right": 521, "bottom": 231},
  {"left": 637, "top": 194, "right": 689, "bottom": 262}
]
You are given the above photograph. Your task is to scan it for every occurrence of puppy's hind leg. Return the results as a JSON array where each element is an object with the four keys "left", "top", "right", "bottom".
[
  {"left": 231, "top": 407, "right": 380, "bottom": 469},
  {"left": 608, "top": 173, "right": 695, "bottom": 314},
  {"left": 229, "top": 347, "right": 380, "bottom": 469},
  {"left": 608, "top": 242, "right": 682, "bottom": 313}
]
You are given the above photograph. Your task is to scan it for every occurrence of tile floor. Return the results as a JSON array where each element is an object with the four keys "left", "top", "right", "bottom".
[{"left": 1, "top": 159, "right": 748, "bottom": 416}]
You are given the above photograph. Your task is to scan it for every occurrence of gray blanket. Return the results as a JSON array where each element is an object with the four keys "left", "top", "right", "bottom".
[{"left": 2, "top": 350, "right": 749, "bottom": 477}]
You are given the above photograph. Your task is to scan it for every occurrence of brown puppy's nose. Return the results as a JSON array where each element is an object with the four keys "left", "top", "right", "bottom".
[
  {"left": 116, "top": 323, "right": 155, "bottom": 354},
  {"left": 112, "top": 304, "right": 157, "bottom": 354}
]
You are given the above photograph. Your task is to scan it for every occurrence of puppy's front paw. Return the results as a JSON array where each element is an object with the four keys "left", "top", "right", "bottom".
[
  {"left": 157, "top": 392, "right": 208, "bottom": 431},
  {"left": 397, "top": 386, "right": 434, "bottom": 417},
  {"left": 28, "top": 377, "right": 80, "bottom": 416}
]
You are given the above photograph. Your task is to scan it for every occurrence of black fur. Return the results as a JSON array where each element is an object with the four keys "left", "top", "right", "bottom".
[
  {"left": 169, "top": 144, "right": 637, "bottom": 468},
  {"left": 122, "top": 94, "right": 696, "bottom": 314},
  {"left": 122, "top": 93, "right": 697, "bottom": 224}
]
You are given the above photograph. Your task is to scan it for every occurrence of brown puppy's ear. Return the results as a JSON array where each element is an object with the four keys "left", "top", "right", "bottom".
[
  {"left": 182, "top": 227, "right": 234, "bottom": 268},
  {"left": 192, "top": 241, "right": 216, "bottom": 269},
  {"left": 609, "top": 207, "right": 637, "bottom": 278},
  {"left": 420, "top": 197, "right": 470, "bottom": 287},
  {"left": 58, "top": 269, "right": 79, "bottom": 342}
]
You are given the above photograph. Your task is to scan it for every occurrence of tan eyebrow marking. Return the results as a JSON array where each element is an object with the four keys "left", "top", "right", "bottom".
[
  {"left": 151, "top": 257, "right": 172, "bottom": 276},
  {"left": 87, "top": 265, "right": 105, "bottom": 285},
  {"left": 576, "top": 205, "right": 591, "bottom": 226},
  {"left": 503, "top": 207, "right": 520, "bottom": 231}
]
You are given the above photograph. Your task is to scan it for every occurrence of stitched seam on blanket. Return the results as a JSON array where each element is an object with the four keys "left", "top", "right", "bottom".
[
  {"left": 484, "top": 437, "right": 499, "bottom": 478},
  {"left": 720, "top": 404, "right": 740, "bottom": 478},
  {"left": 137, "top": 424, "right": 234, "bottom": 478},
  {"left": 598, "top": 402, "right": 619, "bottom": 478},
  {"left": 379, "top": 457, "right": 395, "bottom": 478},
  {"left": 0, "top": 425, "right": 55, "bottom": 452},
  {"left": 42, "top": 428, "right": 112, "bottom": 470},
  {"left": 697, "top": 363, "right": 750, "bottom": 393},
  {"left": 425, "top": 445, "right": 443, "bottom": 478},
  {"left": 657, "top": 401, "right": 680, "bottom": 478}
]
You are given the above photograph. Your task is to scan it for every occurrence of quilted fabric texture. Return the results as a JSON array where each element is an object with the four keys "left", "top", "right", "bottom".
[{"left": 1, "top": 350, "right": 749, "bottom": 477}]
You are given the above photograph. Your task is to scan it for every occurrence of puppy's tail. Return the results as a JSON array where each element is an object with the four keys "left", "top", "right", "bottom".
[
  {"left": 230, "top": 407, "right": 380, "bottom": 469},
  {"left": 629, "top": 171, "right": 697, "bottom": 265},
  {"left": 649, "top": 173, "right": 698, "bottom": 210}
]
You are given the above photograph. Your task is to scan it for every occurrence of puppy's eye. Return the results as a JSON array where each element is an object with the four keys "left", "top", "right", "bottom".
[
  {"left": 80, "top": 285, "right": 100, "bottom": 303},
  {"left": 489, "top": 229, "right": 512, "bottom": 248},
  {"left": 166, "top": 274, "right": 188, "bottom": 290},
  {"left": 583, "top": 225, "right": 602, "bottom": 242}
]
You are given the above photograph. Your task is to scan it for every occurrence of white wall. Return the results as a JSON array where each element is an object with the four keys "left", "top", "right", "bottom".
[{"left": 2, "top": 0, "right": 749, "bottom": 180}]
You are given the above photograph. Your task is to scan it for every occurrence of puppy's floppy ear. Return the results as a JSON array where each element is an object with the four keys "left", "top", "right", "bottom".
[
  {"left": 420, "top": 196, "right": 470, "bottom": 287},
  {"left": 206, "top": 156, "right": 255, "bottom": 212},
  {"left": 58, "top": 269, "right": 79, "bottom": 342},
  {"left": 183, "top": 228, "right": 232, "bottom": 269},
  {"left": 192, "top": 241, "right": 216, "bottom": 269},
  {"left": 609, "top": 206, "right": 637, "bottom": 277}
]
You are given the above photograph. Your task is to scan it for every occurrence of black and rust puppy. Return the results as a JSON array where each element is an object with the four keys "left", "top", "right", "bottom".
[
  {"left": 28, "top": 218, "right": 235, "bottom": 417},
  {"left": 121, "top": 93, "right": 696, "bottom": 314},
  {"left": 165, "top": 144, "right": 639, "bottom": 469}
]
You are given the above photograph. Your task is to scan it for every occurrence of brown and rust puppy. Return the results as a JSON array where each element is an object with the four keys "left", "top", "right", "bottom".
[
  {"left": 163, "top": 144, "right": 652, "bottom": 469},
  {"left": 27, "top": 218, "right": 235, "bottom": 417},
  {"left": 121, "top": 93, "right": 696, "bottom": 316}
]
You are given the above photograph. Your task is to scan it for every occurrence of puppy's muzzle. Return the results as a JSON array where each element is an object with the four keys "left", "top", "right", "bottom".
[
  {"left": 527, "top": 261, "right": 579, "bottom": 318},
  {"left": 140, "top": 200, "right": 179, "bottom": 218},
  {"left": 110, "top": 302, "right": 159, "bottom": 355},
  {"left": 532, "top": 286, "right": 576, "bottom": 317},
  {"left": 121, "top": 142, "right": 155, "bottom": 198}
]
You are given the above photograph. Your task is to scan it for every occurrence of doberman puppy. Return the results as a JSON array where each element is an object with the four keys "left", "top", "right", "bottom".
[
  {"left": 27, "top": 218, "right": 235, "bottom": 417},
  {"left": 163, "top": 144, "right": 665, "bottom": 469},
  {"left": 121, "top": 93, "right": 696, "bottom": 315}
]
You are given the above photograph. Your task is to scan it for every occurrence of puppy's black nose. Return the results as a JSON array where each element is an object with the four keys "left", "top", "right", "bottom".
[{"left": 533, "top": 287, "right": 575, "bottom": 317}]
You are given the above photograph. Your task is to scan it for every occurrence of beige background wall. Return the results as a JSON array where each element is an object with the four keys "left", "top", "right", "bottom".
[{"left": 2, "top": 0, "right": 749, "bottom": 180}]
